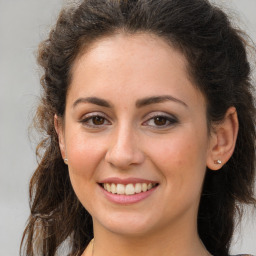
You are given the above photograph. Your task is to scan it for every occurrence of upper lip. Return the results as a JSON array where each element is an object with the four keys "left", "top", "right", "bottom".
[{"left": 99, "top": 177, "right": 159, "bottom": 185}]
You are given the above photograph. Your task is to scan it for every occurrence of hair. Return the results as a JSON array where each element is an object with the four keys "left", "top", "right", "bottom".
[{"left": 21, "top": 0, "right": 256, "bottom": 255}]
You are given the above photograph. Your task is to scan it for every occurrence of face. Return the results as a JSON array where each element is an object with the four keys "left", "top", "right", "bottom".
[{"left": 58, "top": 33, "right": 213, "bottom": 237}]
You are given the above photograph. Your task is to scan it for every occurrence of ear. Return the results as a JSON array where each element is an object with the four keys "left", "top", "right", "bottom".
[
  {"left": 207, "top": 107, "right": 239, "bottom": 171},
  {"left": 54, "top": 114, "right": 66, "bottom": 160}
]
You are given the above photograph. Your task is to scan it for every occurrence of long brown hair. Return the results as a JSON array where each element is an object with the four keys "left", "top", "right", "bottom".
[{"left": 21, "top": 0, "right": 256, "bottom": 255}]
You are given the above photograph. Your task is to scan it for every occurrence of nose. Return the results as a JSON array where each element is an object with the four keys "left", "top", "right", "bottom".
[{"left": 105, "top": 125, "right": 145, "bottom": 170}]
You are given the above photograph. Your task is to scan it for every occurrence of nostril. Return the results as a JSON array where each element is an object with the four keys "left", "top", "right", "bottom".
[{"left": 105, "top": 148, "right": 145, "bottom": 169}]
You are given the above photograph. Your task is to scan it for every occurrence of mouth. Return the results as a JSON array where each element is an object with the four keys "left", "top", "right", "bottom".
[{"left": 99, "top": 182, "right": 159, "bottom": 196}]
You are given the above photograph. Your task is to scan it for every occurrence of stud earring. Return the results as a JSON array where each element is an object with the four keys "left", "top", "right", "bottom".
[
  {"left": 214, "top": 160, "right": 222, "bottom": 164},
  {"left": 64, "top": 158, "right": 68, "bottom": 165}
]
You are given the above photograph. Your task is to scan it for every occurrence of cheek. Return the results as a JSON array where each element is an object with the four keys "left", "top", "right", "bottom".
[
  {"left": 148, "top": 130, "right": 208, "bottom": 190},
  {"left": 66, "top": 134, "right": 107, "bottom": 210},
  {"left": 153, "top": 136, "right": 204, "bottom": 166},
  {"left": 66, "top": 132, "right": 107, "bottom": 181}
]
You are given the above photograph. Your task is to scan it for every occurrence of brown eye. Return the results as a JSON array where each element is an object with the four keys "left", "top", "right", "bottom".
[
  {"left": 143, "top": 113, "right": 178, "bottom": 129},
  {"left": 80, "top": 113, "right": 111, "bottom": 128},
  {"left": 92, "top": 116, "right": 105, "bottom": 125},
  {"left": 154, "top": 116, "right": 167, "bottom": 126}
]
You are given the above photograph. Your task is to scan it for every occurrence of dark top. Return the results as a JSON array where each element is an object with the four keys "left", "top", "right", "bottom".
[{"left": 231, "top": 254, "right": 254, "bottom": 256}]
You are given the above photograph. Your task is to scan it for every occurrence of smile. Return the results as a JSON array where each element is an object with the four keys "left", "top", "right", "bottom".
[{"left": 100, "top": 183, "right": 158, "bottom": 195}]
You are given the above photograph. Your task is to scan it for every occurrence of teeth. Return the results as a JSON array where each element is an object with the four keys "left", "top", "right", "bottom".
[
  {"left": 102, "top": 182, "right": 156, "bottom": 195},
  {"left": 147, "top": 183, "right": 153, "bottom": 190},
  {"left": 106, "top": 183, "right": 111, "bottom": 192},
  {"left": 116, "top": 184, "right": 125, "bottom": 195},
  {"left": 110, "top": 183, "right": 116, "bottom": 194},
  {"left": 135, "top": 183, "right": 142, "bottom": 193},
  {"left": 142, "top": 183, "right": 147, "bottom": 192},
  {"left": 125, "top": 184, "right": 135, "bottom": 195}
]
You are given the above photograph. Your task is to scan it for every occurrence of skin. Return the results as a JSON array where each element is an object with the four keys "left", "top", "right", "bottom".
[{"left": 55, "top": 33, "right": 238, "bottom": 256}]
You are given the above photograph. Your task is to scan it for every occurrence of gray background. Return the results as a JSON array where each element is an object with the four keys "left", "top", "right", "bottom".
[{"left": 0, "top": 0, "right": 255, "bottom": 255}]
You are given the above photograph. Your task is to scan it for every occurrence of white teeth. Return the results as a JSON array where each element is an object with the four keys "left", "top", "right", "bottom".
[
  {"left": 142, "top": 183, "right": 147, "bottom": 192},
  {"left": 102, "top": 182, "right": 157, "bottom": 195},
  {"left": 106, "top": 183, "right": 111, "bottom": 192},
  {"left": 110, "top": 183, "right": 116, "bottom": 194},
  {"left": 116, "top": 184, "right": 125, "bottom": 194},
  {"left": 134, "top": 183, "right": 142, "bottom": 193},
  {"left": 125, "top": 184, "right": 135, "bottom": 195}
]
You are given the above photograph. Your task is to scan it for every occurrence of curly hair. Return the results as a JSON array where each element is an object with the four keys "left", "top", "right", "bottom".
[{"left": 21, "top": 0, "right": 256, "bottom": 255}]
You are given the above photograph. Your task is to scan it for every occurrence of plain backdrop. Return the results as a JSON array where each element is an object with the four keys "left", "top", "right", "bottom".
[{"left": 0, "top": 0, "right": 255, "bottom": 255}]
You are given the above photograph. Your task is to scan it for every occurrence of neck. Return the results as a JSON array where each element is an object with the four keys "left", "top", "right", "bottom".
[{"left": 86, "top": 215, "right": 211, "bottom": 256}]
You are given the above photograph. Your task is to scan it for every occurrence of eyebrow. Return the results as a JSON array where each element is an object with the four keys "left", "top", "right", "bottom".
[
  {"left": 72, "top": 95, "right": 188, "bottom": 109},
  {"left": 73, "top": 97, "right": 112, "bottom": 108},
  {"left": 135, "top": 95, "right": 188, "bottom": 108}
]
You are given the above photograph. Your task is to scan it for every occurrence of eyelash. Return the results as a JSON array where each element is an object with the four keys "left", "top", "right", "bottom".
[
  {"left": 142, "top": 113, "right": 178, "bottom": 129},
  {"left": 80, "top": 113, "right": 178, "bottom": 129},
  {"left": 80, "top": 113, "right": 111, "bottom": 128}
]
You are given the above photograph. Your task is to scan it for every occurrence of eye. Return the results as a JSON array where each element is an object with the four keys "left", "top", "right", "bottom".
[
  {"left": 152, "top": 116, "right": 169, "bottom": 126},
  {"left": 143, "top": 113, "right": 178, "bottom": 128},
  {"left": 90, "top": 116, "right": 105, "bottom": 125},
  {"left": 80, "top": 113, "right": 111, "bottom": 128}
]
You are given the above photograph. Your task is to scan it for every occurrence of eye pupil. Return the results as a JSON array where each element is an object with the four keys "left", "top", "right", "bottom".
[
  {"left": 154, "top": 116, "right": 167, "bottom": 126},
  {"left": 92, "top": 116, "right": 104, "bottom": 125}
]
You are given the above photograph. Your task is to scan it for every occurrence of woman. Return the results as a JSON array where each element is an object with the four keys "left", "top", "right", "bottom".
[{"left": 21, "top": 0, "right": 256, "bottom": 256}]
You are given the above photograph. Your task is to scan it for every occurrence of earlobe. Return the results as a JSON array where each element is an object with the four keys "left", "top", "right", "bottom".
[
  {"left": 207, "top": 107, "right": 239, "bottom": 171},
  {"left": 54, "top": 114, "right": 66, "bottom": 160}
]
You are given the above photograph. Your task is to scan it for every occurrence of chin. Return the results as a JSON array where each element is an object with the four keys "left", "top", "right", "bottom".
[{"left": 94, "top": 212, "right": 159, "bottom": 237}]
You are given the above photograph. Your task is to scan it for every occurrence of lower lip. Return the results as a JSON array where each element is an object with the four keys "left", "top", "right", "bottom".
[{"left": 99, "top": 185, "right": 158, "bottom": 204}]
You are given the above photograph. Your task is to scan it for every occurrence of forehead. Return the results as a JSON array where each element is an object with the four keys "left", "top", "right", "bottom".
[
  {"left": 68, "top": 33, "right": 205, "bottom": 109},
  {"left": 71, "top": 32, "right": 189, "bottom": 79}
]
